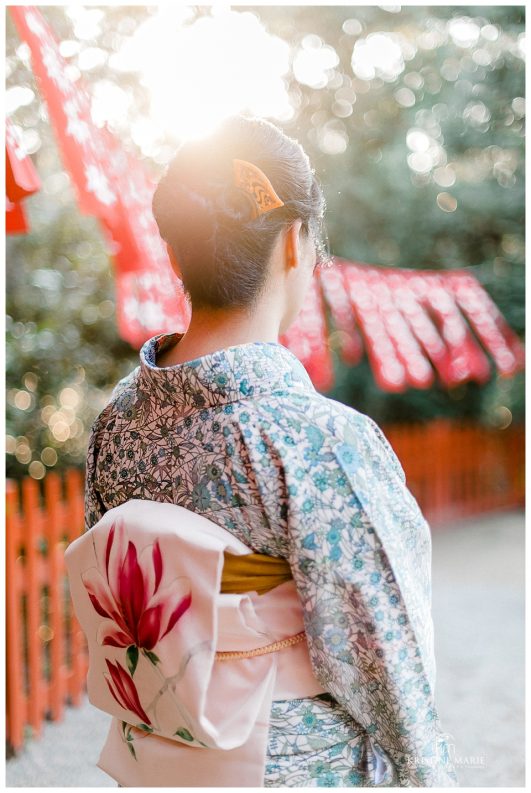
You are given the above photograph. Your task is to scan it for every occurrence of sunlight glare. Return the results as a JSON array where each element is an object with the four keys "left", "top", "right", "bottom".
[{"left": 113, "top": 7, "right": 291, "bottom": 142}]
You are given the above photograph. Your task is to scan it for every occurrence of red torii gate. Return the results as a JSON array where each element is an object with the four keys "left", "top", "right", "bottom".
[{"left": 7, "top": 5, "right": 525, "bottom": 393}]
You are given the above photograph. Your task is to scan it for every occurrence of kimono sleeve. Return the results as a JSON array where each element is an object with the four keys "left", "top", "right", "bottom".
[
  {"left": 285, "top": 414, "right": 459, "bottom": 787},
  {"left": 84, "top": 417, "right": 107, "bottom": 532},
  {"left": 83, "top": 374, "right": 134, "bottom": 532}
]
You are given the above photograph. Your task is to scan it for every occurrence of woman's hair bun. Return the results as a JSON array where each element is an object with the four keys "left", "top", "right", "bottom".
[
  {"left": 152, "top": 114, "right": 328, "bottom": 310},
  {"left": 213, "top": 183, "right": 257, "bottom": 225}
]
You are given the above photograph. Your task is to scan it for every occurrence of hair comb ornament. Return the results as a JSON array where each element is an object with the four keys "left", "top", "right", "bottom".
[{"left": 232, "top": 158, "right": 285, "bottom": 219}]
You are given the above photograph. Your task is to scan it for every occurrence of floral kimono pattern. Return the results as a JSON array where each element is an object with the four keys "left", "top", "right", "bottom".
[{"left": 85, "top": 331, "right": 459, "bottom": 787}]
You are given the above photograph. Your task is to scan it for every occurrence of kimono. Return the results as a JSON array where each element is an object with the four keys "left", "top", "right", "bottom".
[{"left": 84, "top": 331, "right": 459, "bottom": 787}]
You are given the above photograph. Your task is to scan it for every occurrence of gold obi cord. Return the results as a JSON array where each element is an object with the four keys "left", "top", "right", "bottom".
[
  {"left": 215, "top": 631, "right": 306, "bottom": 661},
  {"left": 220, "top": 551, "right": 293, "bottom": 595},
  {"left": 217, "top": 551, "right": 302, "bottom": 661}
]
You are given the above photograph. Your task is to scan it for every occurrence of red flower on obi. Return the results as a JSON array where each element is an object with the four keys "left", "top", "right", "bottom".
[
  {"left": 105, "top": 658, "right": 151, "bottom": 725},
  {"left": 81, "top": 520, "right": 192, "bottom": 650}
]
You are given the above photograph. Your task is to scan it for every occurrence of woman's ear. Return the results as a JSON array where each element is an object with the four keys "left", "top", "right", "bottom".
[
  {"left": 284, "top": 219, "right": 303, "bottom": 270},
  {"left": 166, "top": 243, "right": 183, "bottom": 280}
]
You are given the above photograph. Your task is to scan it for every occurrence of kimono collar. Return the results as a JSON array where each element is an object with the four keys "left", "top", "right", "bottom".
[{"left": 138, "top": 331, "right": 315, "bottom": 408}]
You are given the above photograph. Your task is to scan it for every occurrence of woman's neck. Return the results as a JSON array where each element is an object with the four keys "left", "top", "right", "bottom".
[{"left": 157, "top": 306, "right": 282, "bottom": 366}]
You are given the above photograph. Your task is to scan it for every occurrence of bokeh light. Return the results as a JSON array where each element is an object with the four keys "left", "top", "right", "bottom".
[
  {"left": 351, "top": 32, "right": 410, "bottom": 81},
  {"left": 109, "top": 7, "right": 292, "bottom": 142},
  {"left": 41, "top": 447, "right": 58, "bottom": 466}
]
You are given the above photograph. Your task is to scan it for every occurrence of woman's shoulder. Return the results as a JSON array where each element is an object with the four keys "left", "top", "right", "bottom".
[
  {"left": 287, "top": 388, "right": 386, "bottom": 442},
  {"left": 88, "top": 366, "right": 141, "bottom": 433},
  {"left": 291, "top": 390, "right": 407, "bottom": 484},
  {"left": 108, "top": 366, "right": 141, "bottom": 402},
  {"left": 250, "top": 383, "right": 385, "bottom": 444}
]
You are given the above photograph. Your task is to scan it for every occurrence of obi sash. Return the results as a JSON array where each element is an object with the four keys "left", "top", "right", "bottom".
[
  {"left": 65, "top": 499, "right": 327, "bottom": 787},
  {"left": 221, "top": 549, "right": 293, "bottom": 594}
]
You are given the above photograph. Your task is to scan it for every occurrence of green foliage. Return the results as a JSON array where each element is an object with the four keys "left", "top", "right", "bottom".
[
  {"left": 6, "top": 149, "right": 137, "bottom": 478},
  {"left": 6, "top": 6, "right": 524, "bottom": 480},
  {"left": 254, "top": 4, "right": 524, "bottom": 425}
]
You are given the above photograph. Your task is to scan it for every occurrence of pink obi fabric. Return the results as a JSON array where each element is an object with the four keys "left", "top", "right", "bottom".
[{"left": 65, "top": 499, "right": 326, "bottom": 787}]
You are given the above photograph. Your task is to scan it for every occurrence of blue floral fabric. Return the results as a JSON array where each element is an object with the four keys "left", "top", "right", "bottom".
[{"left": 85, "top": 331, "right": 458, "bottom": 787}]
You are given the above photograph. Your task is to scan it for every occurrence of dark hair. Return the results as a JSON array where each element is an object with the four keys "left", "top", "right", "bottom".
[{"left": 151, "top": 115, "right": 330, "bottom": 311}]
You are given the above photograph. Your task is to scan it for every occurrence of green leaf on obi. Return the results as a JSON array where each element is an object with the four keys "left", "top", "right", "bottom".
[
  {"left": 144, "top": 649, "right": 160, "bottom": 665},
  {"left": 126, "top": 644, "right": 139, "bottom": 676},
  {"left": 137, "top": 723, "right": 153, "bottom": 733},
  {"left": 120, "top": 720, "right": 128, "bottom": 737},
  {"left": 127, "top": 741, "right": 137, "bottom": 760},
  {"left": 174, "top": 728, "right": 194, "bottom": 742}
]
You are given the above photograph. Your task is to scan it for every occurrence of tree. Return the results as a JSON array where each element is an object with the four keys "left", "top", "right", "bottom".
[{"left": 6, "top": 5, "right": 524, "bottom": 479}]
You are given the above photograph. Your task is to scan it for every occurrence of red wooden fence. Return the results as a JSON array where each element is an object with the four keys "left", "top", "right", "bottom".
[
  {"left": 5, "top": 420, "right": 524, "bottom": 753},
  {"left": 383, "top": 418, "right": 524, "bottom": 526},
  {"left": 6, "top": 468, "right": 88, "bottom": 755}
]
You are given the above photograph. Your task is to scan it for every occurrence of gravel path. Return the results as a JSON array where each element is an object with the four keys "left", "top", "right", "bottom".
[
  {"left": 6, "top": 509, "right": 524, "bottom": 787},
  {"left": 430, "top": 509, "right": 525, "bottom": 787}
]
